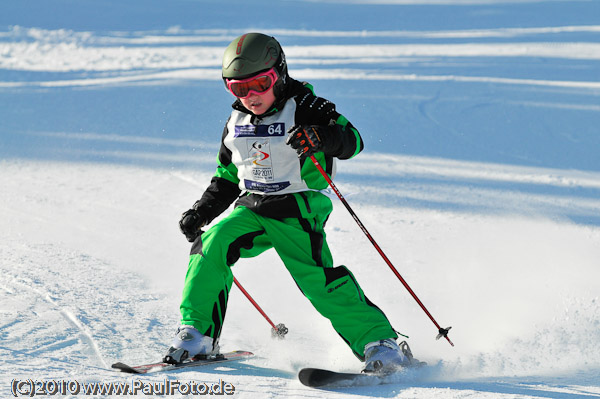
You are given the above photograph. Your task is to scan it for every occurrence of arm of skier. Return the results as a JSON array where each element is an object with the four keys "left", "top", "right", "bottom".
[
  {"left": 179, "top": 127, "right": 242, "bottom": 242},
  {"left": 286, "top": 88, "right": 364, "bottom": 159}
]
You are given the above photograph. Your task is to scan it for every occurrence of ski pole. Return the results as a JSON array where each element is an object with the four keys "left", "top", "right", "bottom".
[
  {"left": 233, "top": 276, "right": 288, "bottom": 339},
  {"left": 309, "top": 155, "right": 454, "bottom": 346}
]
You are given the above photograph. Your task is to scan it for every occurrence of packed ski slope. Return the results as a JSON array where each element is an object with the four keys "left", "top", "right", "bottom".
[{"left": 1, "top": 0, "right": 600, "bottom": 398}]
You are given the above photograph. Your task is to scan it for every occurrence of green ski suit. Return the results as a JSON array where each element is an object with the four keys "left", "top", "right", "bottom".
[{"left": 180, "top": 80, "right": 397, "bottom": 359}]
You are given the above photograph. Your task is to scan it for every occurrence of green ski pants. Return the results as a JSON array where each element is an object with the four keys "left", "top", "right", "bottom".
[{"left": 180, "top": 205, "right": 397, "bottom": 358}]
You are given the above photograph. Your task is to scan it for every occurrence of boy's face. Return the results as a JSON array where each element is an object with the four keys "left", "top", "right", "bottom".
[{"left": 239, "top": 86, "right": 276, "bottom": 116}]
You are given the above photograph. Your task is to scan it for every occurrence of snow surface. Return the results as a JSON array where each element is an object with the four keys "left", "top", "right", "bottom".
[{"left": 1, "top": 0, "right": 599, "bottom": 397}]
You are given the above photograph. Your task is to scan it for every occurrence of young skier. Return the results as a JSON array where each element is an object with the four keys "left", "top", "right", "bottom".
[{"left": 164, "top": 32, "right": 418, "bottom": 372}]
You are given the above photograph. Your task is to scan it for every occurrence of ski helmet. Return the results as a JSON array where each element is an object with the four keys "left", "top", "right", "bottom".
[{"left": 222, "top": 33, "right": 289, "bottom": 98}]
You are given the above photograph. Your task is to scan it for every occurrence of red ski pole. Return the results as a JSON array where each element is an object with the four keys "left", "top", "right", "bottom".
[
  {"left": 233, "top": 276, "right": 288, "bottom": 339},
  {"left": 309, "top": 155, "right": 454, "bottom": 346}
]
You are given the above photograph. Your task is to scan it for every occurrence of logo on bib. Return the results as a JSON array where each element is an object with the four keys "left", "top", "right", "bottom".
[{"left": 248, "top": 140, "right": 274, "bottom": 182}]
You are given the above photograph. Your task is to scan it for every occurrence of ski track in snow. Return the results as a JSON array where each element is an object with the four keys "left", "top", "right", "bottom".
[
  {"left": 2, "top": 25, "right": 600, "bottom": 89},
  {"left": 2, "top": 1, "right": 600, "bottom": 397},
  {"left": 0, "top": 239, "right": 174, "bottom": 372}
]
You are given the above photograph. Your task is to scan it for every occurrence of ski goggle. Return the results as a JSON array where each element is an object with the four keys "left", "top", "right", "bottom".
[{"left": 225, "top": 68, "right": 278, "bottom": 99}]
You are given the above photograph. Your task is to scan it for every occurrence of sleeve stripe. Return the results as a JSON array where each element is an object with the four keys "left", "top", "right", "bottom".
[
  {"left": 350, "top": 127, "right": 363, "bottom": 159},
  {"left": 336, "top": 115, "right": 363, "bottom": 159}
]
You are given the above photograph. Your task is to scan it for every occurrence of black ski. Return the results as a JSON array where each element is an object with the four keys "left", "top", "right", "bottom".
[
  {"left": 298, "top": 367, "right": 387, "bottom": 387},
  {"left": 299, "top": 360, "right": 427, "bottom": 388},
  {"left": 112, "top": 350, "right": 254, "bottom": 374}
]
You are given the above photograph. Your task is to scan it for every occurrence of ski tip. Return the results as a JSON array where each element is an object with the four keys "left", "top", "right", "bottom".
[
  {"left": 298, "top": 368, "right": 356, "bottom": 388},
  {"left": 298, "top": 368, "right": 323, "bottom": 387},
  {"left": 111, "top": 362, "right": 142, "bottom": 374}
]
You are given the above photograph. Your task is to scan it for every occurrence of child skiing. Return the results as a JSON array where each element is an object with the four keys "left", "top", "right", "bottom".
[{"left": 164, "top": 32, "right": 418, "bottom": 373}]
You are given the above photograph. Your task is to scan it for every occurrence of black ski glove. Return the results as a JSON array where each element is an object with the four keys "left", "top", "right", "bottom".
[
  {"left": 286, "top": 125, "right": 329, "bottom": 157},
  {"left": 179, "top": 207, "right": 206, "bottom": 242}
]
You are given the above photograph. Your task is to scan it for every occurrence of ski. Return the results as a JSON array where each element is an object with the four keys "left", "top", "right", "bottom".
[
  {"left": 299, "top": 362, "right": 427, "bottom": 388},
  {"left": 299, "top": 367, "right": 385, "bottom": 387},
  {"left": 112, "top": 350, "right": 254, "bottom": 374}
]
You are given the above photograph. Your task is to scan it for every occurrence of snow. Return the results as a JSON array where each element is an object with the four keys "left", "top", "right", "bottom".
[{"left": 1, "top": 0, "right": 599, "bottom": 397}]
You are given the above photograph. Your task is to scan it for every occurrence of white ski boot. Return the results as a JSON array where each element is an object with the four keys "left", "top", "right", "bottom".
[
  {"left": 163, "top": 325, "right": 219, "bottom": 364},
  {"left": 363, "top": 339, "right": 419, "bottom": 373}
]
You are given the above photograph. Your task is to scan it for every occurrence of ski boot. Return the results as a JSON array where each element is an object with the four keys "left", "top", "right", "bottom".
[
  {"left": 163, "top": 325, "right": 219, "bottom": 364},
  {"left": 363, "top": 339, "right": 424, "bottom": 373}
]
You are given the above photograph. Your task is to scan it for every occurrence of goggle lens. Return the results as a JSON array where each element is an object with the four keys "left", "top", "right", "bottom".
[{"left": 226, "top": 68, "right": 278, "bottom": 99}]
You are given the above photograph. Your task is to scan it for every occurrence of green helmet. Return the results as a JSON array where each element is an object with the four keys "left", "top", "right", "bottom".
[{"left": 222, "top": 33, "right": 289, "bottom": 96}]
